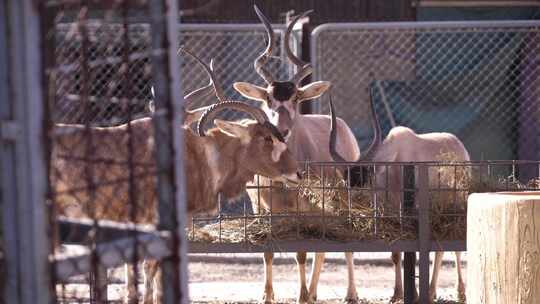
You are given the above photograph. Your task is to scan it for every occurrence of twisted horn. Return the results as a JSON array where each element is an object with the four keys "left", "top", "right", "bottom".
[
  {"left": 150, "top": 83, "right": 214, "bottom": 115},
  {"left": 328, "top": 86, "right": 382, "bottom": 163},
  {"left": 328, "top": 93, "right": 347, "bottom": 163},
  {"left": 358, "top": 85, "right": 382, "bottom": 162},
  {"left": 178, "top": 47, "right": 226, "bottom": 102},
  {"left": 197, "top": 101, "right": 270, "bottom": 136},
  {"left": 253, "top": 5, "right": 275, "bottom": 84},
  {"left": 285, "top": 10, "right": 313, "bottom": 85}
]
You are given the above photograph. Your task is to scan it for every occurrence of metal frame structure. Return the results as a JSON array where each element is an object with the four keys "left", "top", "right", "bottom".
[
  {"left": 188, "top": 160, "right": 540, "bottom": 303},
  {"left": 49, "top": 1, "right": 188, "bottom": 301},
  {"left": 310, "top": 20, "right": 540, "bottom": 164},
  {"left": 2, "top": 5, "right": 540, "bottom": 302},
  {"left": 311, "top": 19, "right": 540, "bottom": 54},
  {"left": 2, "top": 0, "right": 190, "bottom": 303},
  {"left": 1, "top": 1, "right": 52, "bottom": 303},
  {"left": 52, "top": 22, "right": 301, "bottom": 125},
  {"left": 45, "top": 16, "right": 301, "bottom": 304}
]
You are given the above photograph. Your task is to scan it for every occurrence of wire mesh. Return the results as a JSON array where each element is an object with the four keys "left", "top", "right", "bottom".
[
  {"left": 45, "top": 2, "right": 182, "bottom": 303},
  {"left": 311, "top": 21, "right": 540, "bottom": 162},
  {"left": 53, "top": 23, "right": 300, "bottom": 126},
  {"left": 188, "top": 160, "right": 540, "bottom": 253}
]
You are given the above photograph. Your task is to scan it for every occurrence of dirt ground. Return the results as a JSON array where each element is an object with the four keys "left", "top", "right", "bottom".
[{"left": 189, "top": 252, "right": 466, "bottom": 304}]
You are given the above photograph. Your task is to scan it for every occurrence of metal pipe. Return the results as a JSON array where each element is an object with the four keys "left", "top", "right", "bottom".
[
  {"left": 417, "top": 165, "right": 431, "bottom": 304},
  {"left": 402, "top": 164, "right": 416, "bottom": 304}
]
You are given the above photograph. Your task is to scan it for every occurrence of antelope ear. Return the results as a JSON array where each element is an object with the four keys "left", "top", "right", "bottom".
[
  {"left": 297, "top": 81, "right": 331, "bottom": 102},
  {"left": 233, "top": 82, "right": 268, "bottom": 103},
  {"left": 214, "top": 119, "right": 251, "bottom": 144}
]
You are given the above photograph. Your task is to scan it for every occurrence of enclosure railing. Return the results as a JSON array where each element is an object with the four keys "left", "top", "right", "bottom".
[
  {"left": 190, "top": 160, "right": 540, "bottom": 252},
  {"left": 188, "top": 159, "right": 540, "bottom": 303}
]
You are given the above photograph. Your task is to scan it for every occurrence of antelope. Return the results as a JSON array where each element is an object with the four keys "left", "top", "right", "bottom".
[
  {"left": 52, "top": 49, "right": 301, "bottom": 304},
  {"left": 328, "top": 90, "right": 469, "bottom": 303},
  {"left": 232, "top": 6, "right": 362, "bottom": 303}
]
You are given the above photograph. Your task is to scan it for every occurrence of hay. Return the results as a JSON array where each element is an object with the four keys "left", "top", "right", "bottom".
[
  {"left": 190, "top": 215, "right": 416, "bottom": 244},
  {"left": 190, "top": 158, "right": 540, "bottom": 245}
]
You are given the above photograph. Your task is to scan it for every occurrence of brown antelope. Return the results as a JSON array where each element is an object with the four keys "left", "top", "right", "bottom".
[
  {"left": 328, "top": 91, "right": 469, "bottom": 303},
  {"left": 232, "top": 6, "right": 362, "bottom": 303},
  {"left": 52, "top": 49, "right": 300, "bottom": 304}
]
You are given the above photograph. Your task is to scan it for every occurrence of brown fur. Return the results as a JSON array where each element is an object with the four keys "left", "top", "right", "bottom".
[
  {"left": 52, "top": 118, "right": 298, "bottom": 222},
  {"left": 51, "top": 117, "right": 298, "bottom": 304}
]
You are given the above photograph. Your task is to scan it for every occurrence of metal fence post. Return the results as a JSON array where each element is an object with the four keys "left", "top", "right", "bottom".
[
  {"left": 403, "top": 164, "right": 416, "bottom": 304},
  {"left": 149, "top": 0, "right": 189, "bottom": 303},
  {"left": 1, "top": 0, "right": 52, "bottom": 303},
  {"left": 417, "top": 164, "right": 431, "bottom": 304}
]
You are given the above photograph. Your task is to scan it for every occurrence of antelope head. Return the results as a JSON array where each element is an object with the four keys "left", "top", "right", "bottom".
[
  {"left": 233, "top": 5, "right": 331, "bottom": 138},
  {"left": 188, "top": 48, "right": 301, "bottom": 185},
  {"left": 328, "top": 89, "right": 382, "bottom": 187}
]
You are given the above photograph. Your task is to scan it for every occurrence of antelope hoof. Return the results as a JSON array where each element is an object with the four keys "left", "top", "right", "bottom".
[
  {"left": 457, "top": 285, "right": 466, "bottom": 302},
  {"left": 389, "top": 287, "right": 403, "bottom": 303},
  {"left": 262, "top": 291, "right": 274, "bottom": 304},
  {"left": 308, "top": 292, "right": 317, "bottom": 303},
  {"left": 297, "top": 286, "right": 309, "bottom": 304},
  {"left": 429, "top": 288, "right": 437, "bottom": 301},
  {"left": 343, "top": 295, "right": 359, "bottom": 304}
]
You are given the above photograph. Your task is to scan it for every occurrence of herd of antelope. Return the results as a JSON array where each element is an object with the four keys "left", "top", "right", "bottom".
[{"left": 51, "top": 5, "right": 469, "bottom": 304}]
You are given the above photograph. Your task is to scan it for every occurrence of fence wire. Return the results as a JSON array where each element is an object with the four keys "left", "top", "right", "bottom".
[
  {"left": 311, "top": 21, "right": 540, "bottom": 162},
  {"left": 46, "top": 3, "right": 184, "bottom": 303},
  {"left": 53, "top": 23, "right": 300, "bottom": 126},
  {"left": 189, "top": 160, "right": 540, "bottom": 252}
]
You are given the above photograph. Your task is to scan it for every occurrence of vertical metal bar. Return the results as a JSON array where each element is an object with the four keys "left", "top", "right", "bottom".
[
  {"left": 243, "top": 193, "right": 247, "bottom": 243},
  {"left": 257, "top": 175, "right": 261, "bottom": 214},
  {"left": 218, "top": 193, "right": 222, "bottom": 243},
  {"left": 76, "top": 4, "right": 103, "bottom": 302},
  {"left": 149, "top": 0, "right": 188, "bottom": 303},
  {"left": 2, "top": 0, "right": 53, "bottom": 303},
  {"left": 0, "top": 2, "right": 18, "bottom": 302},
  {"left": 417, "top": 164, "right": 430, "bottom": 304},
  {"left": 320, "top": 164, "right": 326, "bottom": 239},
  {"left": 121, "top": 3, "right": 139, "bottom": 303},
  {"left": 403, "top": 164, "right": 416, "bottom": 304},
  {"left": 347, "top": 165, "right": 352, "bottom": 223},
  {"left": 453, "top": 165, "right": 458, "bottom": 212}
]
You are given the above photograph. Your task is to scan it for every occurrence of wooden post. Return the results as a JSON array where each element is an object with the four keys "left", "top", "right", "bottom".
[
  {"left": 403, "top": 164, "right": 416, "bottom": 304},
  {"left": 467, "top": 192, "right": 540, "bottom": 303}
]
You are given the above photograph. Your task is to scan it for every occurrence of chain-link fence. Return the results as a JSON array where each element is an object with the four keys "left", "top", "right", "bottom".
[
  {"left": 54, "top": 23, "right": 300, "bottom": 126},
  {"left": 311, "top": 21, "right": 540, "bottom": 162},
  {"left": 44, "top": 2, "right": 189, "bottom": 303}
]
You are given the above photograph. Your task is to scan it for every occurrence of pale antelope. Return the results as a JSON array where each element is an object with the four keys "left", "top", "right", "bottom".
[
  {"left": 233, "top": 6, "right": 362, "bottom": 303},
  {"left": 329, "top": 91, "right": 469, "bottom": 303}
]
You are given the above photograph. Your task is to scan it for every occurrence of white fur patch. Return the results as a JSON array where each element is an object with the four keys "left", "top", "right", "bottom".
[
  {"left": 204, "top": 142, "right": 221, "bottom": 192},
  {"left": 147, "top": 136, "right": 154, "bottom": 151},
  {"left": 283, "top": 173, "right": 299, "bottom": 182},
  {"left": 271, "top": 141, "right": 287, "bottom": 162}
]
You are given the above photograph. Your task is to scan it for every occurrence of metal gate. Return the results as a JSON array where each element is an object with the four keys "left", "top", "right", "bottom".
[{"left": 1, "top": 1, "right": 190, "bottom": 303}]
